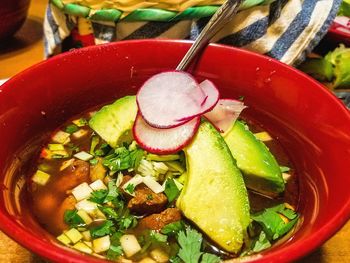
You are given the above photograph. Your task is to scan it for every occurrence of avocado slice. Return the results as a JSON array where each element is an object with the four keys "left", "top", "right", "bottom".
[
  {"left": 177, "top": 121, "right": 250, "bottom": 254},
  {"left": 224, "top": 121, "right": 285, "bottom": 196},
  {"left": 89, "top": 96, "right": 137, "bottom": 148}
]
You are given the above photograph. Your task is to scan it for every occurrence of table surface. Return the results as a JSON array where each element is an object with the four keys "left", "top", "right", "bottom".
[{"left": 0, "top": 0, "right": 349, "bottom": 262}]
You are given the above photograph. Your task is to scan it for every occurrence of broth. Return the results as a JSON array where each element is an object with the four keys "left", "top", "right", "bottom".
[{"left": 25, "top": 105, "right": 299, "bottom": 262}]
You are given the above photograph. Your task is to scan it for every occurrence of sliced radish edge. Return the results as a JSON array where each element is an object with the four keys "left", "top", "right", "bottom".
[{"left": 133, "top": 113, "right": 200, "bottom": 154}]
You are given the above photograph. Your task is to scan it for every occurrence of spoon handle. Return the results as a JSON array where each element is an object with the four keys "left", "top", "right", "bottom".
[{"left": 176, "top": 0, "right": 244, "bottom": 71}]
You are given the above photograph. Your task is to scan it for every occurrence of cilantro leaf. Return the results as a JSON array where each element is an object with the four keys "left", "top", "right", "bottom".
[
  {"left": 64, "top": 209, "right": 85, "bottom": 227},
  {"left": 124, "top": 183, "right": 135, "bottom": 195},
  {"left": 105, "top": 181, "right": 120, "bottom": 203},
  {"left": 65, "top": 124, "right": 79, "bottom": 134},
  {"left": 106, "top": 245, "right": 123, "bottom": 260},
  {"left": 90, "top": 136, "right": 100, "bottom": 155},
  {"left": 94, "top": 143, "right": 111, "bottom": 157},
  {"left": 89, "top": 189, "right": 108, "bottom": 204},
  {"left": 103, "top": 147, "right": 144, "bottom": 172},
  {"left": 164, "top": 179, "right": 180, "bottom": 203},
  {"left": 161, "top": 221, "right": 185, "bottom": 236},
  {"left": 90, "top": 220, "right": 114, "bottom": 238},
  {"left": 251, "top": 231, "right": 271, "bottom": 253},
  {"left": 170, "top": 256, "right": 182, "bottom": 263},
  {"left": 98, "top": 205, "right": 119, "bottom": 219},
  {"left": 177, "top": 228, "right": 203, "bottom": 263},
  {"left": 150, "top": 230, "right": 168, "bottom": 243},
  {"left": 201, "top": 253, "right": 221, "bottom": 263},
  {"left": 119, "top": 215, "right": 137, "bottom": 230}
]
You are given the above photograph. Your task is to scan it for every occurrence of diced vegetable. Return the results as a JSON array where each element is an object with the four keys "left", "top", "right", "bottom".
[
  {"left": 120, "top": 234, "right": 141, "bottom": 258},
  {"left": 93, "top": 235, "right": 111, "bottom": 253},
  {"left": 32, "top": 170, "right": 51, "bottom": 185},
  {"left": 57, "top": 233, "right": 71, "bottom": 245},
  {"left": 143, "top": 175, "right": 164, "bottom": 194},
  {"left": 139, "top": 258, "right": 157, "bottom": 263},
  {"left": 52, "top": 130, "right": 71, "bottom": 144},
  {"left": 72, "top": 183, "right": 93, "bottom": 201},
  {"left": 52, "top": 149, "right": 70, "bottom": 159},
  {"left": 153, "top": 162, "right": 169, "bottom": 174},
  {"left": 72, "top": 129, "right": 89, "bottom": 139},
  {"left": 75, "top": 199, "right": 98, "bottom": 214},
  {"left": 73, "top": 241, "right": 93, "bottom": 254},
  {"left": 72, "top": 118, "right": 88, "bottom": 127},
  {"left": 48, "top": 144, "right": 65, "bottom": 151},
  {"left": 77, "top": 210, "right": 93, "bottom": 225},
  {"left": 89, "top": 179, "right": 107, "bottom": 191},
  {"left": 81, "top": 230, "right": 91, "bottom": 241},
  {"left": 65, "top": 228, "right": 83, "bottom": 244},
  {"left": 74, "top": 151, "right": 94, "bottom": 161},
  {"left": 122, "top": 175, "right": 143, "bottom": 196},
  {"left": 254, "top": 131, "right": 272, "bottom": 142},
  {"left": 59, "top": 158, "right": 75, "bottom": 171},
  {"left": 150, "top": 248, "right": 169, "bottom": 263},
  {"left": 90, "top": 135, "right": 100, "bottom": 154},
  {"left": 90, "top": 158, "right": 107, "bottom": 181},
  {"left": 164, "top": 161, "right": 185, "bottom": 173}
]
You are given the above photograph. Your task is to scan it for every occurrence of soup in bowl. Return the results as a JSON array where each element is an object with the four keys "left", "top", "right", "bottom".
[{"left": 0, "top": 40, "right": 349, "bottom": 263}]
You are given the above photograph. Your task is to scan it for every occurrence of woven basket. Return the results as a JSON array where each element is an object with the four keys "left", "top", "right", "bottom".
[{"left": 50, "top": 0, "right": 225, "bottom": 22}]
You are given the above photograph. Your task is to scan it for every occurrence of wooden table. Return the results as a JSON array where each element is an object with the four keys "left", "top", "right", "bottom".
[{"left": 0, "top": 0, "right": 349, "bottom": 262}]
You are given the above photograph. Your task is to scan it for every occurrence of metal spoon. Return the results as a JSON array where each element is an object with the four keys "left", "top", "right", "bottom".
[{"left": 176, "top": 0, "right": 244, "bottom": 71}]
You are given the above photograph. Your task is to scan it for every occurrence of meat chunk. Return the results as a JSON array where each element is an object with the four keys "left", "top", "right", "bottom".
[
  {"left": 139, "top": 208, "right": 182, "bottom": 230},
  {"left": 56, "top": 160, "right": 90, "bottom": 192},
  {"left": 127, "top": 185, "right": 167, "bottom": 215}
]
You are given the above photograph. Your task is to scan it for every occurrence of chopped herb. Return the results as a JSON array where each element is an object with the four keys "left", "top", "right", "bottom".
[
  {"left": 98, "top": 205, "right": 119, "bottom": 220},
  {"left": 150, "top": 230, "right": 168, "bottom": 243},
  {"left": 146, "top": 194, "right": 153, "bottom": 200},
  {"left": 170, "top": 256, "right": 182, "bottom": 263},
  {"left": 89, "top": 220, "right": 114, "bottom": 238},
  {"left": 90, "top": 136, "right": 100, "bottom": 155},
  {"left": 89, "top": 189, "right": 108, "bottom": 204},
  {"left": 251, "top": 231, "right": 271, "bottom": 253},
  {"left": 102, "top": 146, "right": 144, "bottom": 172},
  {"left": 110, "top": 231, "right": 124, "bottom": 245},
  {"left": 124, "top": 183, "right": 135, "bottom": 195},
  {"left": 119, "top": 215, "right": 137, "bottom": 230},
  {"left": 106, "top": 245, "right": 123, "bottom": 260},
  {"left": 73, "top": 118, "right": 88, "bottom": 127},
  {"left": 164, "top": 178, "right": 180, "bottom": 203},
  {"left": 65, "top": 124, "right": 79, "bottom": 134},
  {"left": 161, "top": 221, "right": 185, "bottom": 236},
  {"left": 94, "top": 143, "right": 111, "bottom": 157},
  {"left": 201, "top": 253, "right": 221, "bottom": 263},
  {"left": 177, "top": 228, "right": 203, "bottom": 263},
  {"left": 251, "top": 204, "right": 299, "bottom": 241},
  {"left": 89, "top": 158, "right": 98, "bottom": 165},
  {"left": 280, "top": 166, "right": 290, "bottom": 173},
  {"left": 64, "top": 210, "right": 85, "bottom": 228},
  {"left": 105, "top": 181, "right": 120, "bottom": 203}
]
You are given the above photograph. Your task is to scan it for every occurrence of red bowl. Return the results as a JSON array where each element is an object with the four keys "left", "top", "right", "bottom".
[
  {"left": 0, "top": 0, "right": 30, "bottom": 40},
  {"left": 0, "top": 40, "right": 349, "bottom": 262}
]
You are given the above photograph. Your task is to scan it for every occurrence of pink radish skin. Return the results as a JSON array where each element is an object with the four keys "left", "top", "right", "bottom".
[
  {"left": 137, "top": 71, "right": 206, "bottom": 128},
  {"left": 133, "top": 113, "right": 200, "bottom": 154},
  {"left": 204, "top": 99, "right": 246, "bottom": 133},
  {"left": 177, "top": 79, "right": 219, "bottom": 122}
]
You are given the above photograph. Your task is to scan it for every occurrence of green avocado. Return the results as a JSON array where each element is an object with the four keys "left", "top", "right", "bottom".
[
  {"left": 224, "top": 121, "right": 285, "bottom": 196},
  {"left": 177, "top": 121, "right": 250, "bottom": 254},
  {"left": 89, "top": 96, "right": 137, "bottom": 148}
]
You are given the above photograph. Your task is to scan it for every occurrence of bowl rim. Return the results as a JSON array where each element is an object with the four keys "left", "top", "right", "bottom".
[{"left": 0, "top": 39, "right": 350, "bottom": 263}]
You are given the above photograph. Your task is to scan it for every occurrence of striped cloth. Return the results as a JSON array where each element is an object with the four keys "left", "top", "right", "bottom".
[{"left": 44, "top": 0, "right": 341, "bottom": 65}]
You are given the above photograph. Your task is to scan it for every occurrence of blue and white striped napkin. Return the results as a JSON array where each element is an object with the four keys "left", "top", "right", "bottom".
[{"left": 44, "top": 0, "right": 341, "bottom": 65}]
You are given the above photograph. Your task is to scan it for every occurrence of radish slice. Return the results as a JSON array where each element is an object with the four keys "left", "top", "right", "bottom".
[
  {"left": 133, "top": 113, "right": 200, "bottom": 154},
  {"left": 176, "top": 79, "right": 219, "bottom": 122},
  {"left": 137, "top": 71, "right": 206, "bottom": 128},
  {"left": 204, "top": 99, "right": 246, "bottom": 133}
]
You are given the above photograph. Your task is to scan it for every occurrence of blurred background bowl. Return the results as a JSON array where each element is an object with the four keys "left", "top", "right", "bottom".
[{"left": 0, "top": 0, "right": 31, "bottom": 41}]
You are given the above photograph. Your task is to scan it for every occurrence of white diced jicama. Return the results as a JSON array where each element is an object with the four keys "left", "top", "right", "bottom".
[
  {"left": 60, "top": 158, "right": 75, "bottom": 171},
  {"left": 32, "top": 170, "right": 51, "bottom": 185},
  {"left": 74, "top": 151, "right": 94, "bottom": 161},
  {"left": 93, "top": 235, "right": 111, "bottom": 253},
  {"left": 81, "top": 230, "right": 91, "bottom": 241},
  {"left": 65, "top": 228, "right": 83, "bottom": 244},
  {"left": 122, "top": 174, "right": 143, "bottom": 196},
  {"left": 72, "top": 118, "right": 87, "bottom": 127},
  {"left": 84, "top": 241, "right": 92, "bottom": 248},
  {"left": 77, "top": 210, "right": 93, "bottom": 225},
  {"left": 57, "top": 233, "right": 71, "bottom": 245},
  {"left": 282, "top": 173, "right": 292, "bottom": 182},
  {"left": 115, "top": 172, "right": 124, "bottom": 187},
  {"left": 89, "top": 179, "right": 107, "bottom": 191},
  {"left": 143, "top": 176, "right": 164, "bottom": 194},
  {"left": 72, "top": 182, "right": 93, "bottom": 201},
  {"left": 75, "top": 199, "right": 97, "bottom": 214},
  {"left": 153, "top": 162, "right": 169, "bottom": 174},
  {"left": 139, "top": 257, "right": 157, "bottom": 263},
  {"left": 52, "top": 130, "right": 70, "bottom": 144},
  {"left": 48, "top": 144, "right": 65, "bottom": 151},
  {"left": 73, "top": 241, "right": 93, "bottom": 254},
  {"left": 120, "top": 234, "right": 141, "bottom": 258},
  {"left": 72, "top": 129, "right": 89, "bottom": 139}
]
